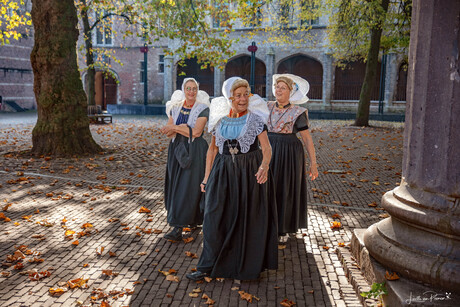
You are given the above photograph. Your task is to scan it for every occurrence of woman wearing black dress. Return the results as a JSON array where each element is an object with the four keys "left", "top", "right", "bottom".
[
  {"left": 267, "top": 74, "right": 318, "bottom": 243},
  {"left": 161, "top": 78, "right": 210, "bottom": 241},
  {"left": 186, "top": 77, "right": 278, "bottom": 281}
]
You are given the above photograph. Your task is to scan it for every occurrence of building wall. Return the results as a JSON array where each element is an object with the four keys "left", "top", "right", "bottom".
[{"left": 1, "top": 2, "right": 407, "bottom": 113}]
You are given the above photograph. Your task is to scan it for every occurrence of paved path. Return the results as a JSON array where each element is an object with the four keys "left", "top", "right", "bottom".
[{"left": 0, "top": 114, "right": 404, "bottom": 306}]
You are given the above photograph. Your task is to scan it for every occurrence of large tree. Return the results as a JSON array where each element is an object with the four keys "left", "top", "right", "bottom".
[
  {"left": 30, "top": 0, "right": 101, "bottom": 156},
  {"left": 324, "top": 0, "right": 412, "bottom": 126}
]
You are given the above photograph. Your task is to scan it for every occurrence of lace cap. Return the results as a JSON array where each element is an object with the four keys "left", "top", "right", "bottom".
[
  {"left": 165, "top": 78, "right": 210, "bottom": 116},
  {"left": 273, "top": 74, "right": 310, "bottom": 105}
]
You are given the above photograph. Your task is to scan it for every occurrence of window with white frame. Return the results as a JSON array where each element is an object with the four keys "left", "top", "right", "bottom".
[
  {"left": 158, "top": 55, "right": 164, "bottom": 73},
  {"left": 95, "top": 10, "right": 113, "bottom": 46},
  {"left": 300, "top": 0, "right": 319, "bottom": 26},
  {"left": 140, "top": 61, "right": 145, "bottom": 83}
]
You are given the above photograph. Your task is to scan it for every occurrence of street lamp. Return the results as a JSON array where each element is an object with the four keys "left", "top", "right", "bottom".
[{"left": 247, "top": 42, "right": 258, "bottom": 93}]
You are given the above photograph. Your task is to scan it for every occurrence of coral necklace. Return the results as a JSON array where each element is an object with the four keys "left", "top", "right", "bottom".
[{"left": 229, "top": 109, "right": 248, "bottom": 118}]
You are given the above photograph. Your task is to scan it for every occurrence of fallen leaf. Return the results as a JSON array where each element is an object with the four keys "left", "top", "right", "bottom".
[
  {"left": 331, "top": 213, "right": 341, "bottom": 219},
  {"left": 165, "top": 275, "right": 179, "bottom": 282},
  {"left": 138, "top": 206, "right": 151, "bottom": 213},
  {"left": 189, "top": 292, "right": 199, "bottom": 298},
  {"left": 278, "top": 245, "right": 286, "bottom": 250},
  {"left": 368, "top": 202, "right": 378, "bottom": 207},
  {"left": 280, "top": 298, "right": 296, "bottom": 307},
  {"left": 183, "top": 237, "right": 194, "bottom": 244},
  {"left": 204, "top": 276, "right": 212, "bottom": 282},
  {"left": 338, "top": 242, "right": 345, "bottom": 247},
  {"left": 385, "top": 270, "right": 400, "bottom": 280},
  {"left": 65, "top": 230, "right": 76, "bottom": 237},
  {"left": 67, "top": 277, "right": 89, "bottom": 289},
  {"left": 109, "top": 251, "right": 117, "bottom": 257},
  {"left": 49, "top": 287, "right": 67, "bottom": 296},
  {"left": 72, "top": 240, "right": 79, "bottom": 246},
  {"left": 81, "top": 223, "right": 93, "bottom": 229},
  {"left": 238, "top": 290, "right": 260, "bottom": 303},
  {"left": 323, "top": 246, "right": 330, "bottom": 250},
  {"left": 185, "top": 251, "right": 198, "bottom": 258},
  {"left": 330, "top": 221, "right": 342, "bottom": 229}
]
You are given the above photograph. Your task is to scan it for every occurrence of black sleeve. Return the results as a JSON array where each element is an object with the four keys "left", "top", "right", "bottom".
[
  {"left": 294, "top": 112, "right": 309, "bottom": 132},
  {"left": 263, "top": 124, "right": 268, "bottom": 132},
  {"left": 198, "top": 108, "right": 209, "bottom": 119}
]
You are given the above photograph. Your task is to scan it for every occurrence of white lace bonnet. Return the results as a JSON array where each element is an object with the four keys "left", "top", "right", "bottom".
[
  {"left": 165, "top": 78, "right": 210, "bottom": 117},
  {"left": 208, "top": 77, "right": 269, "bottom": 132},
  {"left": 272, "top": 74, "right": 310, "bottom": 104}
]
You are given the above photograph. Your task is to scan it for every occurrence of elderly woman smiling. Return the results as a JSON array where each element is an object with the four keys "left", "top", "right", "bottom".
[
  {"left": 160, "top": 78, "right": 210, "bottom": 241},
  {"left": 267, "top": 74, "right": 318, "bottom": 243},
  {"left": 186, "top": 77, "right": 278, "bottom": 281}
]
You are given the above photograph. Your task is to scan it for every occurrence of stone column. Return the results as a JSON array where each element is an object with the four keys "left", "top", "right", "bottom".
[
  {"left": 266, "top": 47, "right": 275, "bottom": 100},
  {"left": 383, "top": 53, "right": 398, "bottom": 112},
  {"left": 214, "top": 67, "right": 223, "bottom": 97},
  {"left": 363, "top": 0, "right": 460, "bottom": 292},
  {"left": 163, "top": 55, "right": 174, "bottom": 102},
  {"left": 322, "top": 53, "right": 334, "bottom": 109}
]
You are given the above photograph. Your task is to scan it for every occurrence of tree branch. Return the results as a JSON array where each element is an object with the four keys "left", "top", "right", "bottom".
[{"left": 89, "top": 12, "right": 133, "bottom": 31}]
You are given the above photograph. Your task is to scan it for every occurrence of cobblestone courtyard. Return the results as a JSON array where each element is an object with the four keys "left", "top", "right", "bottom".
[{"left": 0, "top": 113, "right": 404, "bottom": 306}]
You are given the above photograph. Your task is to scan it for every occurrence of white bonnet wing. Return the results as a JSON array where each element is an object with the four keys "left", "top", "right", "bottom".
[
  {"left": 272, "top": 73, "right": 310, "bottom": 104},
  {"left": 165, "top": 90, "right": 185, "bottom": 116}
]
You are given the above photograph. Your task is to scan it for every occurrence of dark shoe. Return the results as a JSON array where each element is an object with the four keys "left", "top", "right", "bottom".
[
  {"left": 164, "top": 227, "right": 183, "bottom": 241},
  {"left": 186, "top": 271, "right": 207, "bottom": 281}
]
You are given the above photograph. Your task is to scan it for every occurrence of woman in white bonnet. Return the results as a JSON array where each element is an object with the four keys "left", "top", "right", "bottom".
[
  {"left": 186, "top": 77, "right": 278, "bottom": 281},
  {"left": 268, "top": 74, "right": 318, "bottom": 243},
  {"left": 160, "top": 78, "right": 210, "bottom": 241}
]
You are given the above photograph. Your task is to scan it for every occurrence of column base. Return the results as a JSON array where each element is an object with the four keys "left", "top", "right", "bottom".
[
  {"left": 348, "top": 229, "right": 459, "bottom": 306},
  {"left": 362, "top": 183, "right": 460, "bottom": 292}
]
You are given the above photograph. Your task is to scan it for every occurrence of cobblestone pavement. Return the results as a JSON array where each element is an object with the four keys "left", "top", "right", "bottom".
[{"left": 0, "top": 113, "right": 404, "bottom": 307}]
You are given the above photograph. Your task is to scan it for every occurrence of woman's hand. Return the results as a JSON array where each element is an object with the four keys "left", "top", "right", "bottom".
[
  {"left": 255, "top": 166, "right": 268, "bottom": 184},
  {"left": 309, "top": 163, "right": 318, "bottom": 181},
  {"left": 160, "top": 124, "right": 176, "bottom": 136},
  {"left": 161, "top": 117, "right": 176, "bottom": 138},
  {"left": 200, "top": 179, "right": 207, "bottom": 192}
]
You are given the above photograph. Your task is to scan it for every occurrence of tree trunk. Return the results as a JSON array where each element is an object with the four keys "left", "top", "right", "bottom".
[
  {"left": 354, "top": 0, "right": 390, "bottom": 127},
  {"left": 30, "top": 0, "right": 101, "bottom": 156},
  {"left": 81, "top": 0, "right": 95, "bottom": 106}
]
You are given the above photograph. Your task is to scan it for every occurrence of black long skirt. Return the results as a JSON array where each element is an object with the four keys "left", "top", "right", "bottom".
[
  {"left": 268, "top": 132, "right": 308, "bottom": 235},
  {"left": 197, "top": 150, "right": 278, "bottom": 280},
  {"left": 164, "top": 134, "right": 207, "bottom": 227}
]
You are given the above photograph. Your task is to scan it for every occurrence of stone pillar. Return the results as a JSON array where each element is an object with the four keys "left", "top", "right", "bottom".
[
  {"left": 163, "top": 55, "right": 174, "bottom": 102},
  {"left": 383, "top": 53, "right": 398, "bottom": 112},
  {"left": 266, "top": 47, "right": 275, "bottom": 100},
  {"left": 322, "top": 53, "right": 334, "bottom": 109},
  {"left": 363, "top": 0, "right": 460, "bottom": 292},
  {"left": 214, "top": 67, "right": 223, "bottom": 97}
]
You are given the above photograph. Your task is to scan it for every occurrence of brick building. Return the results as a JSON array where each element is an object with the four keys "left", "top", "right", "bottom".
[{"left": 0, "top": 2, "right": 408, "bottom": 113}]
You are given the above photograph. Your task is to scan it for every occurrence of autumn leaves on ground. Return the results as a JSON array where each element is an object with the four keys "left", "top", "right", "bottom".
[{"left": 0, "top": 117, "right": 404, "bottom": 306}]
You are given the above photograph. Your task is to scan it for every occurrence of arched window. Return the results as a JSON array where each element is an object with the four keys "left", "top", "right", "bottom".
[
  {"left": 176, "top": 58, "right": 214, "bottom": 96},
  {"left": 225, "top": 55, "right": 266, "bottom": 97},
  {"left": 277, "top": 55, "right": 323, "bottom": 99}
]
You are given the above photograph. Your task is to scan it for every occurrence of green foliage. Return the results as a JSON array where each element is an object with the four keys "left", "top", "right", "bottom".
[
  {"left": 323, "top": 0, "right": 411, "bottom": 65},
  {"left": 361, "top": 282, "right": 387, "bottom": 305}
]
